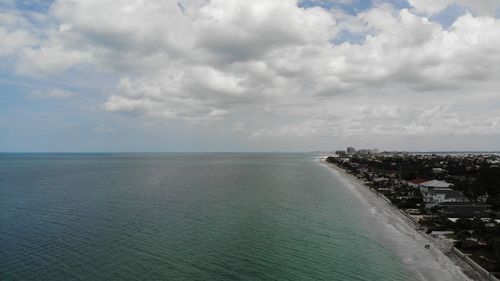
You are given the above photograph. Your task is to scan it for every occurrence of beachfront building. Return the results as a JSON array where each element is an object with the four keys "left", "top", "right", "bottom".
[
  {"left": 373, "top": 177, "right": 389, "bottom": 189},
  {"left": 438, "top": 202, "right": 492, "bottom": 218},
  {"left": 422, "top": 188, "right": 468, "bottom": 208},
  {"left": 340, "top": 157, "right": 350, "bottom": 163},
  {"left": 432, "top": 168, "right": 444, "bottom": 174},
  {"left": 347, "top": 147, "right": 356, "bottom": 154},
  {"left": 405, "top": 178, "right": 429, "bottom": 188},
  {"left": 419, "top": 180, "right": 453, "bottom": 191},
  {"left": 373, "top": 177, "right": 388, "bottom": 183}
]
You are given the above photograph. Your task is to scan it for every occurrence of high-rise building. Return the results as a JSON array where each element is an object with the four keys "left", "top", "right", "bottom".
[
  {"left": 335, "top": 150, "right": 347, "bottom": 156},
  {"left": 347, "top": 147, "right": 356, "bottom": 154},
  {"left": 357, "top": 149, "right": 370, "bottom": 155}
]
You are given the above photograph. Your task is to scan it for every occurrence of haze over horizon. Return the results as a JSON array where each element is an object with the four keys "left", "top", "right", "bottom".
[{"left": 1, "top": 0, "right": 500, "bottom": 152}]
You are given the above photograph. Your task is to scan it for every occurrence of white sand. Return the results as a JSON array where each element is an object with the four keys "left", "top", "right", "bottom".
[{"left": 320, "top": 159, "right": 475, "bottom": 281}]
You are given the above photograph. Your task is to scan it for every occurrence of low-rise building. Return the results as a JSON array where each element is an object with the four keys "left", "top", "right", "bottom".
[
  {"left": 438, "top": 202, "right": 492, "bottom": 218},
  {"left": 373, "top": 177, "right": 389, "bottom": 183},
  {"left": 419, "top": 180, "right": 453, "bottom": 191},
  {"left": 357, "top": 149, "right": 371, "bottom": 155},
  {"left": 405, "top": 178, "right": 429, "bottom": 188},
  {"left": 432, "top": 167, "right": 444, "bottom": 174},
  {"left": 335, "top": 150, "right": 347, "bottom": 156},
  {"left": 422, "top": 188, "right": 468, "bottom": 208}
]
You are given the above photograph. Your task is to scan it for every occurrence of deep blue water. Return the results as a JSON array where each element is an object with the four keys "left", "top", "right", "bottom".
[{"left": 0, "top": 153, "right": 412, "bottom": 280}]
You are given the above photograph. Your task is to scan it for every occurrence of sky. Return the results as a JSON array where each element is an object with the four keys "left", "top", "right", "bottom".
[{"left": 1, "top": 0, "right": 500, "bottom": 152}]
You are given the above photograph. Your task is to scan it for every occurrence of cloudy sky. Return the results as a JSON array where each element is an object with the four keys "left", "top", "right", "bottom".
[{"left": 1, "top": 0, "right": 500, "bottom": 152}]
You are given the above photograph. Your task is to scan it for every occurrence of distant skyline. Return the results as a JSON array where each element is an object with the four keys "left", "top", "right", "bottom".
[{"left": 1, "top": 0, "right": 500, "bottom": 152}]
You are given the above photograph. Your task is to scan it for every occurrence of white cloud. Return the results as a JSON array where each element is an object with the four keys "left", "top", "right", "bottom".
[
  {"left": 407, "top": 0, "right": 453, "bottom": 15},
  {"left": 408, "top": 0, "right": 500, "bottom": 16},
  {"left": 0, "top": 11, "right": 38, "bottom": 56},
  {"left": 16, "top": 45, "right": 93, "bottom": 76},
  {"left": 2, "top": 0, "right": 500, "bottom": 146},
  {"left": 29, "top": 88, "right": 76, "bottom": 98},
  {"left": 248, "top": 104, "right": 500, "bottom": 139},
  {"left": 0, "top": 27, "right": 36, "bottom": 56}
]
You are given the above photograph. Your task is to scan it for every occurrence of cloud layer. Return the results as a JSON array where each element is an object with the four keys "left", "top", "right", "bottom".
[{"left": 1, "top": 0, "right": 500, "bottom": 149}]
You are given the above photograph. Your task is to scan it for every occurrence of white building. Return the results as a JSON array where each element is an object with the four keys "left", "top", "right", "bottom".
[
  {"left": 423, "top": 188, "right": 468, "bottom": 208},
  {"left": 357, "top": 149, "right": 371, "bottom": 155},
  {"left": 419, "top": 180, "right": 453, "bottom": 191},
  {"left": 432, "top": 168, "right": 444, "bottom": 174}
]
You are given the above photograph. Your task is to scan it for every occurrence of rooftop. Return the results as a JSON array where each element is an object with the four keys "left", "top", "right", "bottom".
[
  {"left": 420, "top": 180, "right": 453, "bottom": 188},
  {"left": 425, "top": 189, "right": 467, "bottom": 200},
  {"left": 439, "top": 202, "right": 492, "bottom": 218},
  {"left": 408, "top": 178, "right": 429, "bottom": 184}
]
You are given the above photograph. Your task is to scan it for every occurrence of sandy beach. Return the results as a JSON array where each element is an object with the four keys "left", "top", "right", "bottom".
[{"left": 320, "top": 158, "right": 483, "bottom": 281}]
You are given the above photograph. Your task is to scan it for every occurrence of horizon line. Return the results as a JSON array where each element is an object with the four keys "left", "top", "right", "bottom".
[{"left": 1, "top": 150, "right": 500, "bottom": 154}]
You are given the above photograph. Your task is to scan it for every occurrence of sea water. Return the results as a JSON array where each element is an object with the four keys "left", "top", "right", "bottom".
[{"left": 0, "top": 153, "right": 412, "bottom": 280}]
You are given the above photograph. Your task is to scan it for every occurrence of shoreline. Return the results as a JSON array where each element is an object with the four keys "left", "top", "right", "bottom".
[{"left": 319, "top": 158, "right": 491, "bottom": 281}]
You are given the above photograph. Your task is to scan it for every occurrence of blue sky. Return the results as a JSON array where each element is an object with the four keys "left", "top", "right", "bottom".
[{"left": 1, "top": 0, "right": 500, "bottom": 152}]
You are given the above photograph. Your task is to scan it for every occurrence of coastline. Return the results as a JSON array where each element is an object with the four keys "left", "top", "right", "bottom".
[{"left": 319, "top": 158, "right": 489, "bottom": 281}]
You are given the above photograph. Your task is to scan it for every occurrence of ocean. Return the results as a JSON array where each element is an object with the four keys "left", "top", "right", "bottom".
[{"left": 0, "top": 153, "right": 412, "bottom": 280}]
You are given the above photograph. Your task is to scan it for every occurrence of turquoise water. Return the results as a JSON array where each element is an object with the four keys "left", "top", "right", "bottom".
[{"left": 0, "top": 153, "right": 411, "bottom": 280}]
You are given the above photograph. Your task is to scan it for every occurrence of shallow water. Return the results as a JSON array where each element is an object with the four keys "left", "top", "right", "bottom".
[{"left": 0, "top": 153, "right": 412, "bottom": 280}]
